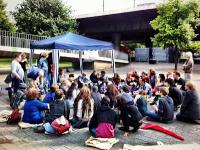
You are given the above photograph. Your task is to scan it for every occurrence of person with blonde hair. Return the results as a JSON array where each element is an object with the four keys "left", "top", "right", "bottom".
[
  {"left": 176, "top": 81, "right": 200, "bottom": 123},
  {"left": 19, "top": 53, "right": 28, "bottom": 82},
  {"left": 183, "top": 52, "right": 194, "bottom": 81},
  {"left": 72, "top": 86, "right": 94, "bottom": 128}
]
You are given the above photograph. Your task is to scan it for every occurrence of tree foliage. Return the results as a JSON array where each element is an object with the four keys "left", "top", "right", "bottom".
[
  {"left": 12, "top": 0, "right": 77, "bottom": 36},
  {"left": 0, "top": 0, "right": 15, "bottom": 31},
  {"left": 150, "top": 0, "right": 200, "bottom": 50},
  {"left": 187, "top": 41, "right": 200, "bottom": 53}
]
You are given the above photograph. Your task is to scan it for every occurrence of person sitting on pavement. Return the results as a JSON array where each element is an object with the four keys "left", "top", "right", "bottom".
[
  {"left": 125, "top": 72, "right": 134, "bottom": 87},
  {"left": 45, "top": 89, "right": 70, "bottom": 124},
  {"left": 89, "top": 96, "right": 118, "bottom": 138},
  {"left": 72, "top": 86, "right": 94, "bottom": 128},
  {"left": 65, "top": 82, "right": 79, "bottom": 109},
  {"left": 148, "top": 68, "right": 158, "bottom": 89},
  {"left": 105, "top": 84, "right": 120, "bottom": 108},
  {"left": 91, "top": 86, "right": 102, "bottom": 112},
  {"left": 135, "top": 78, "right": 152, "bottom": 98},
  {"left": 43, "top": 85, "right": 59, "bottom": 103},
  {"left": 98, "top": 71, "right": 108, "bottom": 94},
  {"left": 176, "top": 81, "right": 200, "bottom": 123},
  {"left": 78, "top": 73, "right": 89, "bottom": 89},
  {"left": 23, "top": 88, "right": 49, "bottom": 124},
  {"left": 173, "top": 71, "right": 185, "bottom": 91},
  {"left": 112, "top": 73, "right": 121, "bottom": 89},
  {"left": 166, "top": 78, "right": 183, "bottom": 111},
  {"left": 117, "top": 96, "right": 143, "bottom": 137},
  {"left": 58, "top": 68, "right": 67, "bottom": 83},
  {"left": 145, "top": 87, "right": 174, "bottom": 123},
  {"left": 90, "top": 70, "right": 99, "bottom": 85},
  {"left": 156, "top": 73, "right": 166, "bottom": 89},
  {"left": 121, "top": 85, "right": 134, "bottom": 103}
]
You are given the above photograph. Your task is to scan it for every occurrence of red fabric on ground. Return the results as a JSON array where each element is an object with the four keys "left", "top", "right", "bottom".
[{"left": 142, "top": 123, "right": 184, "bottom": 141}]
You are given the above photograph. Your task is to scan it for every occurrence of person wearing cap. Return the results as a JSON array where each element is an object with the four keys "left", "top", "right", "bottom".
[
  {"left": 145, "top": 87, "right": 174, "bottom": 123},
  {"left": 89, "top": 96, "right": 118, "bottom": 138}
]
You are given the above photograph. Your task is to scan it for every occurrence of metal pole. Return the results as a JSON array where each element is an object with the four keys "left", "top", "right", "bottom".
[
  {"left": 111, "top": 49, "right": 116, "bottom": 74},
  {"left": 79, "top": 51, "right": 83, "bottom": 74},
  {"left": 29, "top": 49, "right": 34, "bottom": 66},
  {"left": 52, "top": 49, "right": 59, "bottom": 84},
  {"left": 103, "top": 0, "right": 104, "bottom": 12}
]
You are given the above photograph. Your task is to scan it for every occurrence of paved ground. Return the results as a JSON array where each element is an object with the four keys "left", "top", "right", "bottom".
[{"left": 0, "top": 62, "right": 200, "bottom": 150}]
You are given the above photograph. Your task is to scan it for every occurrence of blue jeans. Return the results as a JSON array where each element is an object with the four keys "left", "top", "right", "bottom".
[{"left": 145, "top": 111, "right": 160, "bottom": 121}]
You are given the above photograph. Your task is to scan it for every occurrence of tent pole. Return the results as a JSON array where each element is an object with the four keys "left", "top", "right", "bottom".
[
  {"left": 29, "top": 49, "right": 34, "bottom": 66},
  {"left": 111, "top": 49, "right": 116, "bottom": 74},
  {"left": 79, "top": 51, "right": 83, "bottom": 74},
  {"left": 52, "top": 49, "right": 59, "bottom": 84}
]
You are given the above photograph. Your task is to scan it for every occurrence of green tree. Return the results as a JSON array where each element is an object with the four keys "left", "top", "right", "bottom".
[
  {"left": 12, "top": 0, "right": 77, "bottom": 36},
  {"left": 0, "top": 0, "right": 15, "bottom": 31},
  {"left": 150, "top": 0, "right": 200, "bottom": 70},
  {"left": 187, "top": 41, "right": 200, "bottom": 53}
]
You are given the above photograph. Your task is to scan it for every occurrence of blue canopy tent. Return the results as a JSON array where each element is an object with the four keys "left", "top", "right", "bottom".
[{"left": 30, "top": 32, "right": 115, "bottom": 84}]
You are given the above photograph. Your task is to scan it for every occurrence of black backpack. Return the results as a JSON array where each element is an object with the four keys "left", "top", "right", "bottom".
[{"left": 10, "top": 90, "right": 25, "bottom": 109}]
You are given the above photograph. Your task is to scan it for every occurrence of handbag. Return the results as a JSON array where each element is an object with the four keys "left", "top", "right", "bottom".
[
  {"left": 51, "top": 101, "right": 70, "bottom": 134},
  {"left": 4, "top": 73, "right": 13, "bottom": 84},
  {"left": 7, "top": 108, "right": 21, "bottom": 124}
]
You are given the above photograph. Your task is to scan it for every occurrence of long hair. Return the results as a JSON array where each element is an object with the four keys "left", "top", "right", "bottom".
[
  {"left": 65, "top": 82, "right": 77, "bottom": 99},
  {"left": 74, "top": 86, "right": 92, "bottom": 117},
  {"left": 106, "top": 84, "right": 119, "bottom": 101}
]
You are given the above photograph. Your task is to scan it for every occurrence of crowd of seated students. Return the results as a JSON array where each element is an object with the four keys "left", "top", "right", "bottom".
[{"left": 12, "top": 68, "right": 200, "bottom": 137}]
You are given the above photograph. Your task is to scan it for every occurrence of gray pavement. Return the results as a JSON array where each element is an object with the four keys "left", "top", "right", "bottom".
[{"left": 0, "top": 62, "right": 200, "bottom": 150}]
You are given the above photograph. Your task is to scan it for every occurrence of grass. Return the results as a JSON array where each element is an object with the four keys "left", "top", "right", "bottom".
[{"left": 0, "top": 58, "right": 72, "bottom": 69}]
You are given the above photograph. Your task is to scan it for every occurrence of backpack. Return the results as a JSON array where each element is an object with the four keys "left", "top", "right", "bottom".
[
  {"left": 51, "top": 101, "right": 70, "bottom": 134},
  {"left": 7, "top": 108, "right": 21, "bottom": 124},
  {"left": 10, "top": 90, "right": 25, "bottom": 109}
]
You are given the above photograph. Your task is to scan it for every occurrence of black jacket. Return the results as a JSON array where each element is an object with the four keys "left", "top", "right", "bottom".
[
  {"left": 168, "top": 86, "right": 183, "bottom": 107},
  {"left": 158, "top": 96, "right": 174, "bottom": 121},
  {"left": 120, "top": 102, "right": 143, "bottom": 132},
  {"left": 45, "top": 100, "right": 69, "bottom": 123},
  {"left": 89, "top": 106, "right": 118, "bottom": 130},
  {"left": 180, "top": 90, "right": 200, "bottom": 120}
]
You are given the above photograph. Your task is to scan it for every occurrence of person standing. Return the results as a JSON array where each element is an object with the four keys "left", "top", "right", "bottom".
[
  {"left": 183, "top": 52, "right": 194, "bottom": 81},
  {"left": 11, "top": 53, "right": 24, "bottom": 92},
  {"left": 19, "top": 53, "right": 28, "bottom": 82}
]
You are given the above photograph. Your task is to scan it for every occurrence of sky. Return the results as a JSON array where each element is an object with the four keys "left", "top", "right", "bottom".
[{"left": 5, "top": 0, "right": 165, "bottom": 16}]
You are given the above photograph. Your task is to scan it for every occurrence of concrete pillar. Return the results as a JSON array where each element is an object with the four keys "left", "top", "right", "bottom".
[{"left": 112, "top": 33, "right": 121, "bottom": 51}]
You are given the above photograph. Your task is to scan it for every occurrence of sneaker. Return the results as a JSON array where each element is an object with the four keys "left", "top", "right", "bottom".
[{"left": 33, "top": 126, "right": 45, "bottom": 133}]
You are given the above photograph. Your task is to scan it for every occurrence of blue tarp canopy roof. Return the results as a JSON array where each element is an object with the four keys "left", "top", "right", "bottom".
[{"left": 30, "top": 32, "right": 113, "bottom": 50}]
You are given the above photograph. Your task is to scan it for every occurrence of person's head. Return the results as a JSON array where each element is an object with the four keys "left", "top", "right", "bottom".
[
  {"left": 41, "top": 52, "right": 49, "bottom": 58},
  {"left": 82, "top": 72, "right": 86, "bottom": 77},
  {"left": 15, "top": 53, "right": 22, "bottom": 62},
  {"left": 50, "top": 84, "right": 59, "bottom": 93},
  {"left": 101, "top": 96, "right": 110, "bottom": 107},
  {"left": 160, "top": 87, "right": 169, "bottom": 96},
  {"left": 65, "top": 82, "right": 77, "bottom": 98},
  {"left": 149, "top": 68, "right": 156, "bottom": 76},
  {"left": 185, "top": 81, "right": 196, "bottom": 91},
  {"left": 126, "top": 72, "right": 132, "bottom": 79},
  {"left": 165, "top": 78, "right": 176, "bottom": 87},
  {"left": 26, "top": 88, "right": 40, "bottom": 100},
  {"left": 21, "top": 53, "right": 27, "bottom": 60},
  {"left": 173, "top": 71, "right": 181, "bottom": 80},
  {"left": 92, "top": 70, "right": 97, "bottom": 75},
  {"left": 59, "top": 68, "right": 65, "bottom": 75},
  {"left": 55, "top": 89, "right": 64, "bottom": 100},
  {"left": 186, "top": 52, "right": 193, "bottom": 60},
  {"left": 159, "top": 74, "right": 165, "bottom": 82},
  {"left": 122, "top": 85, "right": 130, "bottom": 93},
  {"left": 79, "top": 85, "right": 91, "bottom": 99},
  {"left": 139, "top": 78, "right": 145, "bottom": 86},
  {"left": 116, "top": 95, "right": 127, "bottom": 108},
  {"left": 92, "top": 86, "right": 98, "bottom": 93},
  {"left": 101, "top": 71, "right": 105, "bottom": 77},
  {"left": 114, "top": 73, "right": 120, "bottom": 79}
]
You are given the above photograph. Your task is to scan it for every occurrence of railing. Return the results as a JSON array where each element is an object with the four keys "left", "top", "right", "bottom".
[
  {"left": 0, "top": 30, "right": 128, "bottom": 61},
  {"left": 0, "top": 30, "right": 47, "bottom": 48}
]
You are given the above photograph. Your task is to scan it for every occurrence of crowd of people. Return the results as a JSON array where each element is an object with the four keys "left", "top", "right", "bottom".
[{"left": 6, "top": 52, "right": 200, "bottom": 137}]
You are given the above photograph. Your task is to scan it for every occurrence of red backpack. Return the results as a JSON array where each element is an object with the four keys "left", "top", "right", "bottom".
[
  {"left": 7, "top": 108, "right": 21, "bottom": 124},
  {"left": 51, "top": 116, "right": 70, "bottom": 134}
]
